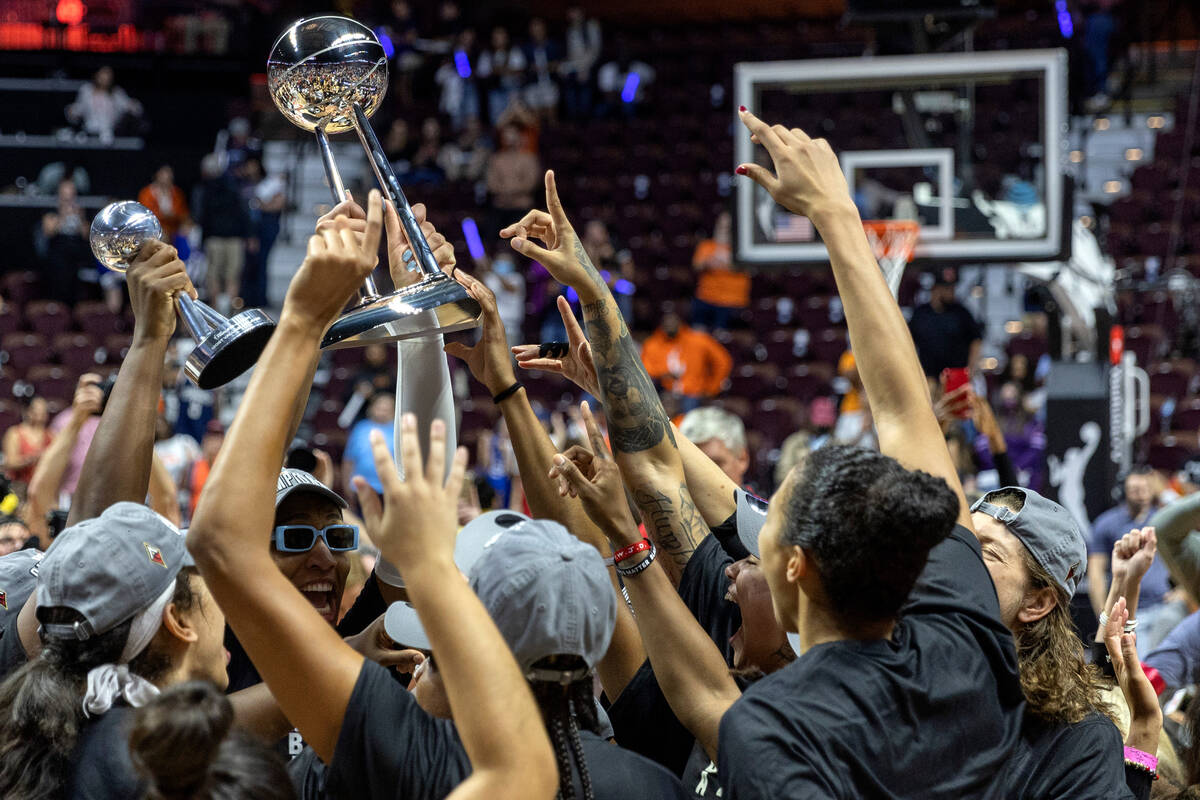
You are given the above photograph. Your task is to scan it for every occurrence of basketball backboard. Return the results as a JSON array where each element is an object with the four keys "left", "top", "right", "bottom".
[{"left": 733, "top": 49, "right": 1068, "bottom": 265}]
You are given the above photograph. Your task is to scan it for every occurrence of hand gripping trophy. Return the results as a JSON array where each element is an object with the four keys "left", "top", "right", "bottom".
[
  {"left": 90, "top": 201, "right": 276, "bottom": 389},
  {"left": 268, "top": 15, "right": 481, "bottom": 348}
]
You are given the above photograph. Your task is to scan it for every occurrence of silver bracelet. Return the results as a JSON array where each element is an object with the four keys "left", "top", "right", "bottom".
[{"left": 1098, "top": 612, "right": 1109, "bottom": 630}]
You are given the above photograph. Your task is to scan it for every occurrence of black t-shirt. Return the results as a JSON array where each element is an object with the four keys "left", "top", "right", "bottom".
[
  {"left": 1002, "top": 712, "right": 1133, "bottom": 800},
  {"left": 0, "top": 611, "right": 27, "bottom": 681},
  {"left": 66, "top": 706, "right": 144, "bottom": 800},
  {"left": 717, "top": 526, "right": 1023, "bottom": 799},
  {"left": 908, "top": 302, "right": 984, "bottom": 377},
  {"left": 605, "top": 532, "right": 739, "bottom": 781},
  {"left": 328, "top": 659, "right": 687, "bottom": 800}
]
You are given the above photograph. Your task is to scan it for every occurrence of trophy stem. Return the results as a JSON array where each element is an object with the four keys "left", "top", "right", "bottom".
[
  {"left": 315, "top": 125, "right": 380, "bottom": 301},
  {"left": 193, "top": 300, "right": 231, "bottom": 328},
  {"left": 351, "top": 102, "right": 439, "bottom": 279},
  {"left": 176, "top": 294, "right": 214, "bottom": 341}
]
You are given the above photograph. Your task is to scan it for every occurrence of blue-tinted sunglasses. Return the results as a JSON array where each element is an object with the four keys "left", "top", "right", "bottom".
[{"left": 272, "top": 524, "right": 359, "bottom": 553}]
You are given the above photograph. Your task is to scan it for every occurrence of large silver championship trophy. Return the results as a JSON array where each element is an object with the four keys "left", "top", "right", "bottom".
[
  {"left": 268, "top": 15, "right": 481, "bottom": 349},
  {"left": 90, "top": 201, "right": 276, "bottom": 389}
]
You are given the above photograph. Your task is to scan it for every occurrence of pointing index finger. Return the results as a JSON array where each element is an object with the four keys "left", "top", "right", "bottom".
[
  {"left": 738, "top": 109, "right": 787, "bottom": 160},
  {"left": 545, "top": 170, "right": 569, "bottom": 231},
  {"left": 580, "top": 401, "right": 609, "bottom": 460}
]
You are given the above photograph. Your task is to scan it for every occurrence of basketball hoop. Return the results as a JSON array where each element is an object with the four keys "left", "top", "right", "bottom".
[{"left": 863, "top": 220, "right": 919, "bottom": 299}]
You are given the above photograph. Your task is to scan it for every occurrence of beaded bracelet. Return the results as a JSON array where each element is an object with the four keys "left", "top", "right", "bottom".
[
  {"left": 613, "top": 539, "right": 651, "bottom": 565},
  {"left": 1124, "top": 746, "right": 1158, "bottom": 779},
  {"left": 615, "top": 543, "right": 657, "bottom": 577}
]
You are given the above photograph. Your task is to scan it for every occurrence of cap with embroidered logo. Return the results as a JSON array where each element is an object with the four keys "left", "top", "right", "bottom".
[
  {"left": 971, "top": 486, "right": 1087, "bottom": 597},
  {"left": 0, "top": 549, "right": 42, "bottom": 618},
  {"left": 275, "top": 468, "right": 347, "bottom": 510},
  {"left": 36, "top": 502, "right": 193, "bottom": 641}
]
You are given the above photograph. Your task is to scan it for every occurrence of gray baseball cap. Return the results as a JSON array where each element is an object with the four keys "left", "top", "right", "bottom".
[
  {"left": 383, "top": 601, "right": 431, "bottom": 651},
  {"left": 276, "top": 468, "right": 347, "bottom": 510},
  {"left": 469, "top": 515, "right": 616, "bottom": 680},
  {"left": 0, "top": 550, "right": 43, "bottom": 618},
  {"left": 734, "top": 489, "right": 770, "bottom": 559},
  {"left": 454, "top": 510, "right": 529, "bottom": 574},
  {"left": 972, "top": 487, "right": 1087, "bottom": 596},
  {"left": 37, "top": 503, "right": 193, "bottom": 641}
]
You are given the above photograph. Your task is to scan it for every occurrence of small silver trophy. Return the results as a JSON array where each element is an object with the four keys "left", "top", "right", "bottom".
[
  {"left": 90, "top": 201, "right": 275, "bottom": 389},
  {"left": 268, "top": 15, "right": 481, "bottom": 349}
]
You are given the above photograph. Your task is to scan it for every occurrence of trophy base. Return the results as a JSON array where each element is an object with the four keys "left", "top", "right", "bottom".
[
  {"left": 185, "top": 309, "right": 277, "bottom": 389},
  {"left": 321, "top": 273, "right": 482, "bottom": 349}
]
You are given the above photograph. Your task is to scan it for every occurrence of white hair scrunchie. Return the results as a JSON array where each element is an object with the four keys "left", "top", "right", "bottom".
[{"left": 80, "top": 580, "right": 175, "bottom": 717}]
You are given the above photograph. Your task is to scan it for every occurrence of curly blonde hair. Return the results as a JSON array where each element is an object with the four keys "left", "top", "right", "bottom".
[{"left": 1015, "top": 550, "right": 1114, "bottom": 726}]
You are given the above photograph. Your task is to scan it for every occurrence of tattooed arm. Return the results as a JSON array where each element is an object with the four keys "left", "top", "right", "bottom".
[{"left": 503, "top": 170, "right": 710, "bottom": 584}]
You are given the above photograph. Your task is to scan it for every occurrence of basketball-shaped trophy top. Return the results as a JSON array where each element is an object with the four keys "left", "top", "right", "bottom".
[
  {"left": 268, "top": 16, "right": 389, "bottom": 135},
  {"left": 90, "top": 201, "right": 163, "bottom": 273}
]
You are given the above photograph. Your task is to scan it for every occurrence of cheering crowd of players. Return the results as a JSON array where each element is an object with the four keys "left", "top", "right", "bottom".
[{"left": 0, "top": 110, "right": 1174, "bottom": 799}]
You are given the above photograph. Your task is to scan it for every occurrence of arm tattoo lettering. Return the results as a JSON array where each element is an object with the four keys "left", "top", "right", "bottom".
[{"left": 633, "top": 485, "right": 706, "bottom": 570}]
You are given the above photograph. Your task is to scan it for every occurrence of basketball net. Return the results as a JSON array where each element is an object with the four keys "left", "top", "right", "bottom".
[{"left": 863, "top": 220, "right": 919, "bottom": 299}]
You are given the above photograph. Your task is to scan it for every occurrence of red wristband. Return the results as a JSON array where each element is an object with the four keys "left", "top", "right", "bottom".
[{"left": 613, "top": 539, "right": 651, "bottom": 565}]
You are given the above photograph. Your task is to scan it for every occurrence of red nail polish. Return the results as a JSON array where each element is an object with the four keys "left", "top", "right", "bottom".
[
  {"left": 735, "top": 165, "right": 748, "bottom": 175},
  {"left": 739, "top": 105, "right": 747, "bottom": 112}
]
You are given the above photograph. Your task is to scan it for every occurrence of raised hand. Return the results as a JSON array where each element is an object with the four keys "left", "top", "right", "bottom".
[
  {"left": 549, "top": 401, "right": 638, "bottom": 545},
  {"left": 443, "top": 271, "right": 518, "bottom": 395},
  {"left": 127, "top": 239, "right": 197, "bottom": 345},
  {"left": 343, "top": 611, "right": 426, "bottom": 674},
  {"left": 1112, "top": 527, "right": 1157, "bottom": 583},
  {"left": 736, "top": 109, "right": 857, "bottom": 223},
  {"left": 316, "top": 192, "right": 454, "bottom": 290},
  {"left": 1103, "top": 596, "right": 1162, "bottom": 755},
  {"left": 368, "top": 415, "right": 468, "bottom": 575},
  {"left": 70, "top": 374, "right": 104, "bottom": 420},
  {"left": 512, "top": 295, "right": 601, "bottom": 398},
  {"left": 500, "top": 170, "right": 603, "bottom": 299},
  {"left": 284, "top": 189, "right": 384, "bottom": 333}
]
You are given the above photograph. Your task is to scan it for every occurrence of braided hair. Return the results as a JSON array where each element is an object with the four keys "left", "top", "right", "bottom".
[{"left": 530, "top": 657, "right": 600, "bottom": 800}]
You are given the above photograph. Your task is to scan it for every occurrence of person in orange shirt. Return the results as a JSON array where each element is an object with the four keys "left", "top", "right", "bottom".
[
  {"left": 137, "top": 165, "right": 191, "bottom": 241},
  {"left": 691, "top": 211, "right": 750, "bottom": 331},
  {"left": 641, "top": 311, "right": 733, "bottom": 411}
]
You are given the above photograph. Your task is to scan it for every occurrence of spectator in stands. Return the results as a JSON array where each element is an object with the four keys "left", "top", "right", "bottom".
[
  {"left": 384, "top": 118, "right": 416, "bottom": 167},
  {"left": 775, "top": 430, "right": 812, "bottom": 492},
  {"left": 65, "top": 66, "right": 143, "bottom": 142},
  {"left": 487, "top": 123, "right": 541, "bottom": 238},
  {"left": 434, "top": 29, "right": 481, "bottom": 131},
  {"left": 641, "top": 311, "right": 733, "bottom": 412},
  {"left": 1089, "top": 465, "right": 1184, "bottom": 655},
  {"left": 691, "top": 211, "right": 748, "bottom": 332},
  {"left": 1082, "top": 0, "right": 1120, "bottom": 111},
  {"left": 908, "top": 266, "right": 983, "bottom": 380},
  {"left": 477, "top": 26, "right": 527, "bottom": 124},
  {"left": 679, "top": 407, "right": 749, "bottom": 488},
  {"left": 582, "top": 220, "right": 635, "bottom": 322},
  {"left": 808, "top": 396, "right": 838, "bottom": 451},
  {"left": 384, "top": 0, "right": 422, "bottom": 106},
  {"left": 40, "top": 374, "right": 103, "bottom": 504},
  {"left": 994, "top": 380, "right": 1046, "bottom": 490},
  {"left": 2, "top": 397, "right": 52, "bottom": 488},
  {"left": 598, "top": 43, "right": 655, "bottom": 116},
  {"left": 439, "top": 116, "right": 492, "bottom": 182},
  {"left": 187, "top": 420, "right": 224, "bottom": 521},
  {"left": 562, "top": 6, "right": 601, "bottom": 118},
  {"left": 243, "top": 157, "right": 286, "bottom": 309},
  {"left": 193, "top": 153, "right": 252, "bottom": 314},
  {"left": 339, "top": 343, "right": 395, "bottom": 427},
  {"left": 154, "top": 412, "right": 201, "bottom": 519},
  {"left": 34, "top": 179, "right": 92, "bottom": 305},
  {"left": 216, "top": 117, "right": 259, "bottom": 174},
  {"left": 137, "top": 165, "right": 191, "bottom": 243},
  {"left": 403, "top": 118, "right": 446, "bottom": 185},
  {"left": 480, "top": 250, "right": 526, "bottom": 349},
  {"left": 341, "top": 392, "right": 397, "bottom": 498},
  {"left": 0, "top": 516, "right": 28, "bottom": 556},
  {"left": 523, "top": 18, "right": 561, "bottom": 121}
]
